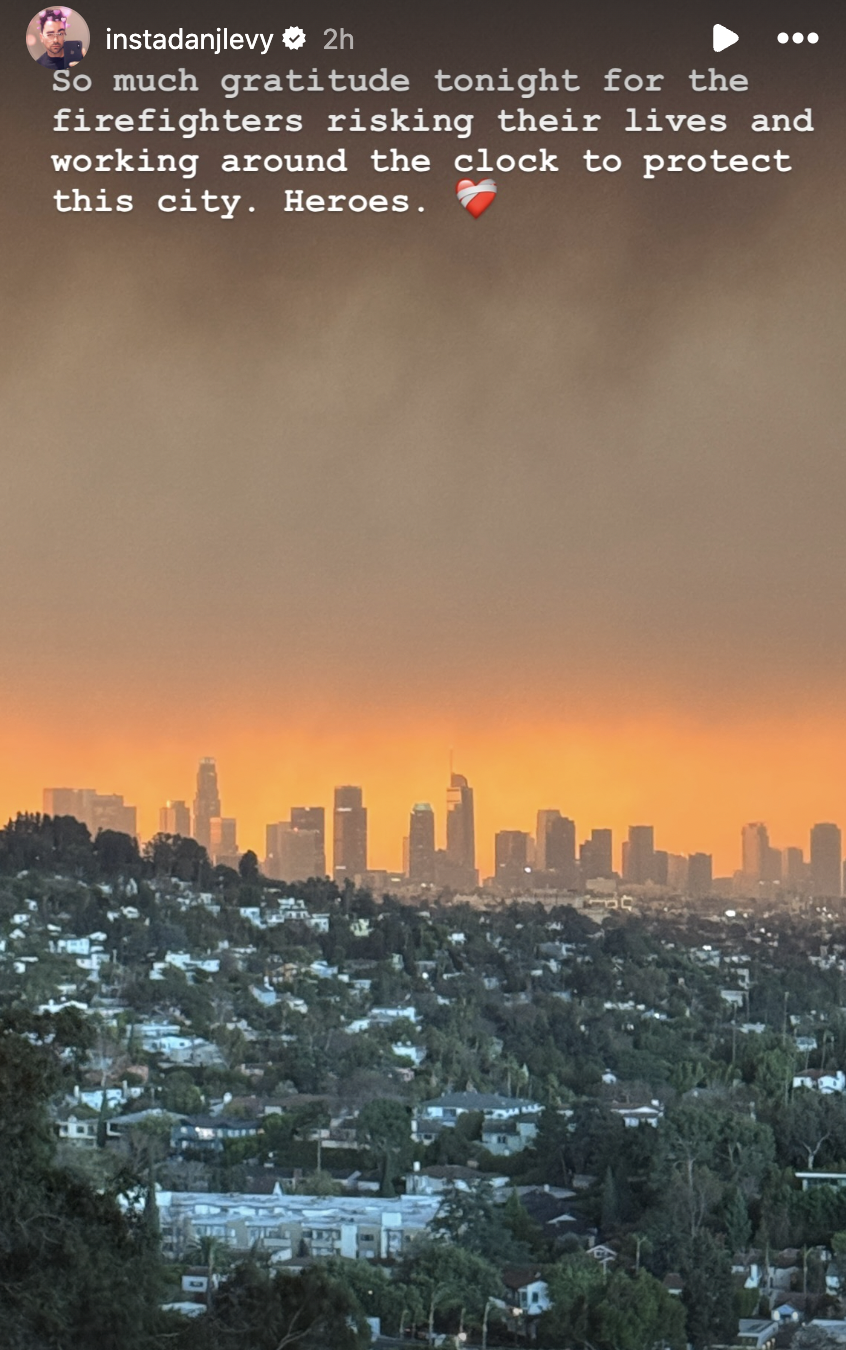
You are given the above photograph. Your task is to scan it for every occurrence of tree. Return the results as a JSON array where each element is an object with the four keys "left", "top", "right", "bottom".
[
  {"left": 720, "top": 1186, "right": 752, "bottom": 1254},
  {"left": 356, "top": 1098, "right": 412, "bottom": 1195},
  {"left": 239, "top": 850, "right": 260, "bottom": 883},
  {"left": 0, "top": 1018, "right": 168, "bottom": 1350},
  {"left": 398, "top": 1240, "right": 503, "bottom": 1343},
  {"left": 540, "top": 1257, "right": 686, "bottom": 1350},
  {"left": 185, "top": 1235, "right": 233, "bottom": 1312},
  {"left": 433, "top": 1180, "right": 532, "bottom": 1264},
  {"left": 324, "top": 1258, "right": 411, "bottom": 1337},
  {"left": 682, "top": 1229, "right": 736, "bottom": 1350},
  {"left": 162, "top": 1069, "right": 205, "bottom": 1115},
  {"left": 594, "top": 1269, "right": 687, "bottom": 1350},
  {"left": 179, "top": 1260, "right": 366, "bottom": 1350},
  {"left": 93, "top": 828, "right": 141, "bottom": 875},
  {"left": 538, "top": 1253, "right": 604, "bottom": 1348}
]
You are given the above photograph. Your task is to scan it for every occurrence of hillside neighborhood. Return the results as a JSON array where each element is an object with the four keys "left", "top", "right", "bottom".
[{"left": 7, "top": 814, "right": 846, "bottom": 1348}]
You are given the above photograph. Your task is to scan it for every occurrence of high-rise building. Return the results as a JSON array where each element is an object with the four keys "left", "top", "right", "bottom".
[
  {"left": 193, "top": 758, "right": 221, "bottom": 853},
  {"left": 93, "top": 795, "right": 137, "bottom": 836},
  {"left": 581, "top": 828, "right": 613, "bottom": 879},
  {"left": 536, "top": 810, "right": 576, "bottom": 882},
  {"left": 209, "top": 816, "right": 239, "bottom": 868},
  {"left": 43, "top": 787, "right": 136, "bottom": 838},
  {"left": 291, "top": 807, "right": 326, "bottom": 875},
  {"left": 495, "top": 830, "right": 530, "bottom": 888},
  {"left": 44, "top": 787, "right": 95, "bottom": 820},
  {"left": 741, "top": 822, "right": 780, "bottom": 886},
  {"left": 666, "top": 853, "right": 689, "bottom": 891},
  {"left": 265, "top": 821, "right": 323, "bottom": 881},
  {"left": 160, "top": 800, "right": 191, "bottom": 837},
  {"left": 810, "top": 823, "right": 842, "bottom": 897},
  {"left": 446, "top": 772, "right": 476, "bottom": 887},
  {"left": 624, "top": 826, "right": 655, "bottom": 884},
  {"left": 333, "top": 786, "right": 367, "bottom": 883},
  {"left": 408, "top": 803, "right": 436, "bottom": 885},
  {"left": 688, "top": 852, "right": 713, "bottom": 897},
  {"left": 535, "top": 811, "right": 559, "bottom": 872},
  {"left": 783, "top": 846, "right": 806, "bottom": 891}
]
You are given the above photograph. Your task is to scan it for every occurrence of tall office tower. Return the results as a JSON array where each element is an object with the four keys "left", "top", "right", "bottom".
[
  {"left": 291, "top": 807, "right": 326, "bottom": 876},
  {"left": 446, "top": 772, "right": 476, "bottom": 886},
  {"left": 536, "top": 810, "right": 576, "bottom": 881},
  {"left": 666, "top": 854, "right": 689, "bottom": 891},
  {"left": 408, "top": 803, "right": 436, "bottom": 885},
  {"left": 546, "top": 815, "right": 576, "bottom": 880},
  {"left": 535, "top": 810, "right": 560, "bottom": 872},
  {"left": 624, "top": 826, "right": 655, "bottom": 884},
  {"left": 193, "top": 758, "right": 221, "bottom": 853},
  {"left": 581, "top": 828, "right": 613, "bottom": 879},
  {"left": 652, "top": 850, "right": 669, "bottom": 886},
  {"left": 782, "top": 846, "right": 806, "bottom": 891},
  {"left": 810, "top": 823, "right": 843, "bottom": 897},
  {"left": 741, "top": 822, "right": 771, "bottom": 885},
  {"left": 91, "top": 794, "right": 137, "bottom": 837},
  {"left": 44, "top": 787, "right": 92, "bottom": 820},
  {"left": 265, "top": 821, "right": 323, "bottom": 881},
  {"left": 333, "top": 786, "right": 367, "bottom": 883},
  {"left": 495, "top": 830, "right": 530, "bottom": 888},
  {"left": 209, "top": 816, "right": 239, "bottom": 868},
  {"left": 688, "top": 852, "right": 713, "bottom": 897},
  {"left": 160, "top": 800, "right": 191, "bottom": 837},
  {"left": 43, "top": 788, "right": 136, "bottom": 837}
]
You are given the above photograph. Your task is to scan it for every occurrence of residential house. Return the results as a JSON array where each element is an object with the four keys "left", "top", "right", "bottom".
[
  {"left": 792, "top": 1070, "right": 846, "bottom": 1094},
  {"left": 413, "top": 1092, "right": 542, "bottom": 1143},
  {"left": 502, "top": 1269, "right": 551, "bottom": 1316},
  {"left": 171, "top": 1116, "right": 262, "bottom": 1154},
  {"left": 481, "top": 1116, "right": 539, "bottom": 1156}
]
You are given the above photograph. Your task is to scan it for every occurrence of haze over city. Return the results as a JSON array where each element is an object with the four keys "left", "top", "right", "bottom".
[{"left": 33, "top": 756, "right": 846, "bottom": 900}]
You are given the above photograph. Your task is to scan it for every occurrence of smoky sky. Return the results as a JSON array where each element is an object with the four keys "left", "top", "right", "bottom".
[{"left": 1, "top": 0, "right": 845, "bottom": 732}]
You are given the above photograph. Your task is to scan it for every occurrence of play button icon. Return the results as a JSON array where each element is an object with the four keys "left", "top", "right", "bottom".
[{"left": 713, "top": 23, "right": 739, "bottom": 52}]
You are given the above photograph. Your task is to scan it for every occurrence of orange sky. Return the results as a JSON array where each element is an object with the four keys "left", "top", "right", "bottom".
[{"left": 4, "top": 697, "right": 846, "bottom": 877}]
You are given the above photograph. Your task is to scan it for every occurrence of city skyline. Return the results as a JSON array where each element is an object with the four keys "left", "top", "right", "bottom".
[{"left": 35, "top": 755, "right": 846, "bottom": 891}]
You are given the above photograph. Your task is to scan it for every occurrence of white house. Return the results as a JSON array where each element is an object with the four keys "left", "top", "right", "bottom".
[
  {"left": 793, "top": 1070, "right": 846, "bottom": 1095},
  {"left": 502, "top": 1270, "right": 552, "bottom": 1316},
  {"left": 413, "top": 1092, "right": 543, "bottom": 1143}
]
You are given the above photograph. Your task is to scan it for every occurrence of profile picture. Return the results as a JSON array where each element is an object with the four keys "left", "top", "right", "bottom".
[{"left": 26, "top": 8, "right": 90, "bottom": 69}]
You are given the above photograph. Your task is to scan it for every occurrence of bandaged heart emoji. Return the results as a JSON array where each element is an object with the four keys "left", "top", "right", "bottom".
[{"left": 455, "top": 178, "right": 497, "bottom": 218}]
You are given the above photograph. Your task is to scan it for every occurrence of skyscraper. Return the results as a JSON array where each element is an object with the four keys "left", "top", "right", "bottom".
[
  {"left": 741, "top": 822, "right": 772, "bottom": 885},
  {"left": 408, "top": 803, "right": 436, "bottom": 885},
  {"left": 291, "top": 807, "right": 326, "bottom": 876},
  {"left": 535, "top": 810, "right": 560, "bottom": 872},
  {"left": 333, "top": 786, "right": 367, "bottom": 883},
  {"left": 446, "top": 772, "right": 476, "bottom": 887},
  {"left": 495, "top": 830, "right": 530, "bottom": 888},
  {"left": 581, "top": 828, "right": 613, "bottom": 879},
  {"left": 160, "top": 800, "right": 191, "bottom": 837},
  {"left": 666, "top": 854, "right": 689, "bottom": 891},
  {"left": 265, "top": 821, "right": 323, "bottom": 881},
  {"left": 44, "top": 787, "right": 95, "bottom": 820},
  {"left": 209, "top": 816, "right": 239, "bottom": 868},
  {"left": 810, "top": 823, "right": 842, "bottom": 897},
  {"left": 43, "top": 787, "right": 136, "bottom": 837},
  {"left": 782, "top": 846, "right": 806, "bottom": 891},
  {"left": 547, "top": 816, "right": 576, "bottom": 881},
  {"left": 193, "top": 758, "right": 221, "bottom": 853},
  {"left": 624, "top": 826, "right": 655, "bottom": 884},
  {"left": 688, "top": 852, "right": 713, "bottom": 897}
]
